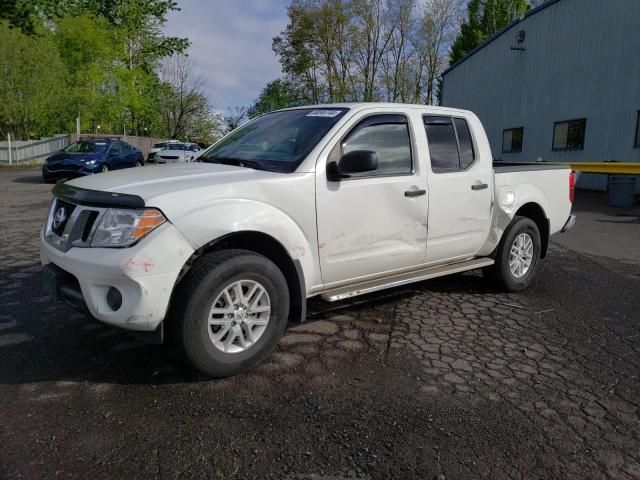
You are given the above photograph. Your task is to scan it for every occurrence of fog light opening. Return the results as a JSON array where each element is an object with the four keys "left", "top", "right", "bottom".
[{"left": 107, "top": 287, "right": 123, "bottom": 311}]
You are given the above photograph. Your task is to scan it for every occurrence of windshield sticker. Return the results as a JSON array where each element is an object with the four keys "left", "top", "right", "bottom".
[
  {"left": 94, "top": 142, "right": 107, "bottom": 145},
  {"left": 306, "top": 109, "right": 342, "bottom": 118}
]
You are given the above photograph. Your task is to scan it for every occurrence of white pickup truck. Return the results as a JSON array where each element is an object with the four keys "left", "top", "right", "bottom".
[{"left": 41, "top": 103, "right": 575, "bottom": 377}]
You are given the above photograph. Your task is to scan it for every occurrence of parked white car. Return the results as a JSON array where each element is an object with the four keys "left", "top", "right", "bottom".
[
  {"left": 147, "top": 140, "right": 179, "bottom": 162},
  {"left": 41, "top": 103, "right": 575, "bottom": 378},
  {"left": 154, "top": 143, "right": 202, "bottom": 164}
]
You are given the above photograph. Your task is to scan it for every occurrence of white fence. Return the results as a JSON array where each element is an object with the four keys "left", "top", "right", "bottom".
[
  {"left": 0, "top": 134, "right": 168, "bottom": 164},
  {"left": 0, "top": 135, "right": 71, "bottom": 165}
]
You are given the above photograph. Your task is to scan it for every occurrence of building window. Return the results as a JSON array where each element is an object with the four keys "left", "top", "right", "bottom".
[
  {"left": 635, "top": 111, "right": 640, "bottom": 148},
  {"left": 502, "top": 127, "right": 524, "bottom": 153},
  {"left": 553, "top": 118, "right": 586, "bottom": 151}
]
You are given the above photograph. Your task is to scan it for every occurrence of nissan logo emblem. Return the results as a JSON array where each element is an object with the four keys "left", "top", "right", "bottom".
[{"left": 53, "top": 207, "right": 67, "bottom": 229}]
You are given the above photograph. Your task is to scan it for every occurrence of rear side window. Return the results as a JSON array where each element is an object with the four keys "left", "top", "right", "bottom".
[
  {"left": 342, "top": 114, "right": 412, "bottom": 177},
  {"left": 424, "top": 116, "right": 476, "bottom": 173},
  {"left": 454, "top": 118, "right": 475, "bottom": 169}
]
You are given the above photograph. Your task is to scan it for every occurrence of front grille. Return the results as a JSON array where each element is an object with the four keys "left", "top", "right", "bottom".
[
  {"left": 47, "top": 163, "right": 82, "bottom": 172},
  {"left": 51, "top": 200, "right": 76, "bottom": 236},
  {"left": 160, "top": 155, "right": 179, "bottom": 160},
  {"left": 45, "top": 198, "right": 105, "bottom": 252}
]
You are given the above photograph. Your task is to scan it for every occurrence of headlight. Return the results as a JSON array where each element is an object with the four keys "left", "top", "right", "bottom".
[
  {"left": 91, "top": 208, "right": 166, "bottom": 247},
  {"left": 84, "top": 159, "right": 98, "bottom": 165}
]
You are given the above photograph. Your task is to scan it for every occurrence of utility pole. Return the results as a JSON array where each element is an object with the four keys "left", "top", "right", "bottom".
[{"left": 76, "top": 116, "right": 80, "bottom": 137}]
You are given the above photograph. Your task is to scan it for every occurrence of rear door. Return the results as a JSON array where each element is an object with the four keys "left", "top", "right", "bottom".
[
  {"left": 106, "top": 142, "right": 122, "bottom": 169},
  {"left": 121, "top": 142, "right": 136, "bottom": 166},
  {"left": 316, "top": 111, "right": 428, "bottom": 285},
  {"left": 423, "top": 114, "right": 492, "bottom": 264}
]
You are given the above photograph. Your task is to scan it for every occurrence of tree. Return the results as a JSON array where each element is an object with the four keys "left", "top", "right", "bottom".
[
  {"left": 0, "top": 22, "right": 67, "bottom": 139},
  {"left": 78, "top": 0, "right": 189, "bottom": 71},
  {"left": 415, "top": 0, "right": 461, "bottom": 104},
  {"left": 248, "top": 79, "right": 304, "bottom": 118},
  {"left": 157, "top": 54, "right": 223, "bottom": 142},
  {"left": 273, "top": 0, "right": 461, "bottom": 106},
  {"left": 450, "top": 0, "right": 529, "bottom": 64},
  {"left": 223, "top": 107, "right": 248, "bottom": 132},
  {"left": 0, "top": 0, "right": 63, "bottom": 34}
]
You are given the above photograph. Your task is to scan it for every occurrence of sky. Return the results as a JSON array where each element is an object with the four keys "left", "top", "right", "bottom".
[{"left": 163, "top": 0, "right": 291, "bottom": 113}]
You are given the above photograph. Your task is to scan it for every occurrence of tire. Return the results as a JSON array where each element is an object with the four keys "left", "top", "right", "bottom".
[
  {"left": 485, "top": 215, "right": 541, "bottom": 292},
  {"left": 101, "top": 164, "right": 109, "bottom": 173},
  {"left": 169, "top": 249, "right": 290, "bottom": 377},
  {"left": 135, "top": 161, "right": 142, "bottom": 167}
]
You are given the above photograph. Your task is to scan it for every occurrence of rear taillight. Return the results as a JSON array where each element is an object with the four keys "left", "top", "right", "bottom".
[{"left": 569, "top": 171, "right": 575, "bottom": 204}]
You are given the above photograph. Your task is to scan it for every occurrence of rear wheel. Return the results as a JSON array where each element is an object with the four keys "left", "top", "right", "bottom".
[
  {"left": 169, "top": 249, "right": 289, "bottom": 377},
  {"left": 486, "top": 216, "right": 541, "bottom": 292},
  {"left": 135, "top": 161, "right": 142, "bottom": 167}
]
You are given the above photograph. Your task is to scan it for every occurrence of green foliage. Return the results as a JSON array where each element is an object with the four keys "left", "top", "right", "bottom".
[
  {"left": 0, "top": 1, "right": 218, "bottom": 142},
  {"left": 450, "top": 0, "right": 530, "bottom": 64},
  {"left": 0, "top": 0, "right": 65, "bottom": 34},
  {"left": 248, "top": 80, "right": 304, "bottom": 118},
  {"left": 0, "top": 22, "right": 67, "bottom": 139}
]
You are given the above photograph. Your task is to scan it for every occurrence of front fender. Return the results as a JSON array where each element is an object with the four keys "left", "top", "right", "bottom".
[{"left": 169, "top": 199, "right": 321, "bottom": 292}]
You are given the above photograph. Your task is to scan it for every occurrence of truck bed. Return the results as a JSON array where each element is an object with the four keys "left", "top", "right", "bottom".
[{"left": 493, "top": 162, "right": 568, "bottom": 173}]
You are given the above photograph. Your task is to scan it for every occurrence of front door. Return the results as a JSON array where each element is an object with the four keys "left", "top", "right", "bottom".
[
  {"left": 423, "top": 115, "right": 492, "bottom": 263},
  {"left": 316, "top": 113, "right": 428, "bottom": 285}
]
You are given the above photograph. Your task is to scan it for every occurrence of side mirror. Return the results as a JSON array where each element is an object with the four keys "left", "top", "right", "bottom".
[{"left": 328, "top": 150, "right": 378, "bottom": 180}]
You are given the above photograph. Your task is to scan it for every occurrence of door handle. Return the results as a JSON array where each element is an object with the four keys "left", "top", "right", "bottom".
[
  {"left": 404, "top": 189, "right": 426, "bottom": 197},
  {"left": 471, "top": 183, "right": 488, "bottom": 191}
]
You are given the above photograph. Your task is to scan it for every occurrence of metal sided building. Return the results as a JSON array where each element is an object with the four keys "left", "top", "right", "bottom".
[{"left": 441, "top": 0, "right": 640, "bottom": 192}]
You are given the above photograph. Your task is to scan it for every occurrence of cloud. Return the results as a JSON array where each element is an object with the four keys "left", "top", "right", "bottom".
[{"left": 164, "top": 0, "right": 290, "bottom": 110}]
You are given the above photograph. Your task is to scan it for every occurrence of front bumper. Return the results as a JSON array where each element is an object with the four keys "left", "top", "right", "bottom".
[
  {"left": 40, "top": 222, "right": 194, "bottom": 332},
  {"left": 42, "top": 164, "right": 97, "bottom": 181}
]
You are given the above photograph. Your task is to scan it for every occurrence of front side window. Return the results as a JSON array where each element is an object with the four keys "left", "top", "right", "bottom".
[
  {"left": 200, "top": 108, "right": 348, "bottom": 173},
  {"left": 503, "top": 127, "right": 524, "bottom": 153},
  {"left": 341, "top": 114, "right": 412, "bottom": 177},
  {"left": 424, "top": 116, "right": 476, "bottom": 173},
  {"left": 553, "top": 118, "right": 586, "bottom": 150}
]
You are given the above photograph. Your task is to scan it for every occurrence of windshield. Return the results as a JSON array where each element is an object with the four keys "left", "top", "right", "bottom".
[
  {"left": 64, "top": 140, "right": 108, "bottom": 154},
  {"left": 200, "top": 108, "right": 349, "bottom": 173},
  {"left": 163, "top": 143, "right": 189, "bottom": 150}
]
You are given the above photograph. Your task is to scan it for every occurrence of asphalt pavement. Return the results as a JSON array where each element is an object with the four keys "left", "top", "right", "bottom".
[{"left": 0, "top": 168, "right": 638, "bottom": 479}]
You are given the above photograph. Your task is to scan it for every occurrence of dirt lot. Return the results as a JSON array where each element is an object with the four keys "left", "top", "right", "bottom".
[{"left": 0, "top": 168, "right": 638, "bottom": 479}]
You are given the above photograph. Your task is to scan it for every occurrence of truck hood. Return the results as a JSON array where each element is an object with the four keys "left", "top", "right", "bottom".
[{"left": 66, "top": 162, "right": 284, "bottom": 204}]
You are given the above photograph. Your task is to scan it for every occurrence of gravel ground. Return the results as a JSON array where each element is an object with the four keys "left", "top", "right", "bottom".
[{"left": 0, "top": 169, "right": 638, "bottom": 479}]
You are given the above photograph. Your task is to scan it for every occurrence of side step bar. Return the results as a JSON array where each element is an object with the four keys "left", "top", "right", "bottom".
[{"left": 320, "top": 257, "right": 495, "bottom": 302}]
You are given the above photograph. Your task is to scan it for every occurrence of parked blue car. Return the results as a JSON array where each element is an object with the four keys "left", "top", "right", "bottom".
[{"left": 42, "top": 138, "right": 144, "bottom": 183}]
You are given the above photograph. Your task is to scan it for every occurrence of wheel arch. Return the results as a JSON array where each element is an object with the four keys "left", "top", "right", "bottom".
[
  {"left": 175, "top": 231, "right": 306, "bottom": 323},
  {"left": 514, "top": 202, "right": 549, "bottom": 258}
]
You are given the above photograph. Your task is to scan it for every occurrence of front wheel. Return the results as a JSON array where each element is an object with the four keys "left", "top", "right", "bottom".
[
  {"left": 485, "top": 216, "right": 541, "bottom": 292},
  {"left": 101, "top": 164, "right": 109, "bottom": 173},
  {"left": 169, "top": 249, "right": 289, "bottom": 377}
]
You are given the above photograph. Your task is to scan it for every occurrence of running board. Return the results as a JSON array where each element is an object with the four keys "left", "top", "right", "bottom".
[{"left": 320, "top": 258, "right": 494, "bottom": 302}]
